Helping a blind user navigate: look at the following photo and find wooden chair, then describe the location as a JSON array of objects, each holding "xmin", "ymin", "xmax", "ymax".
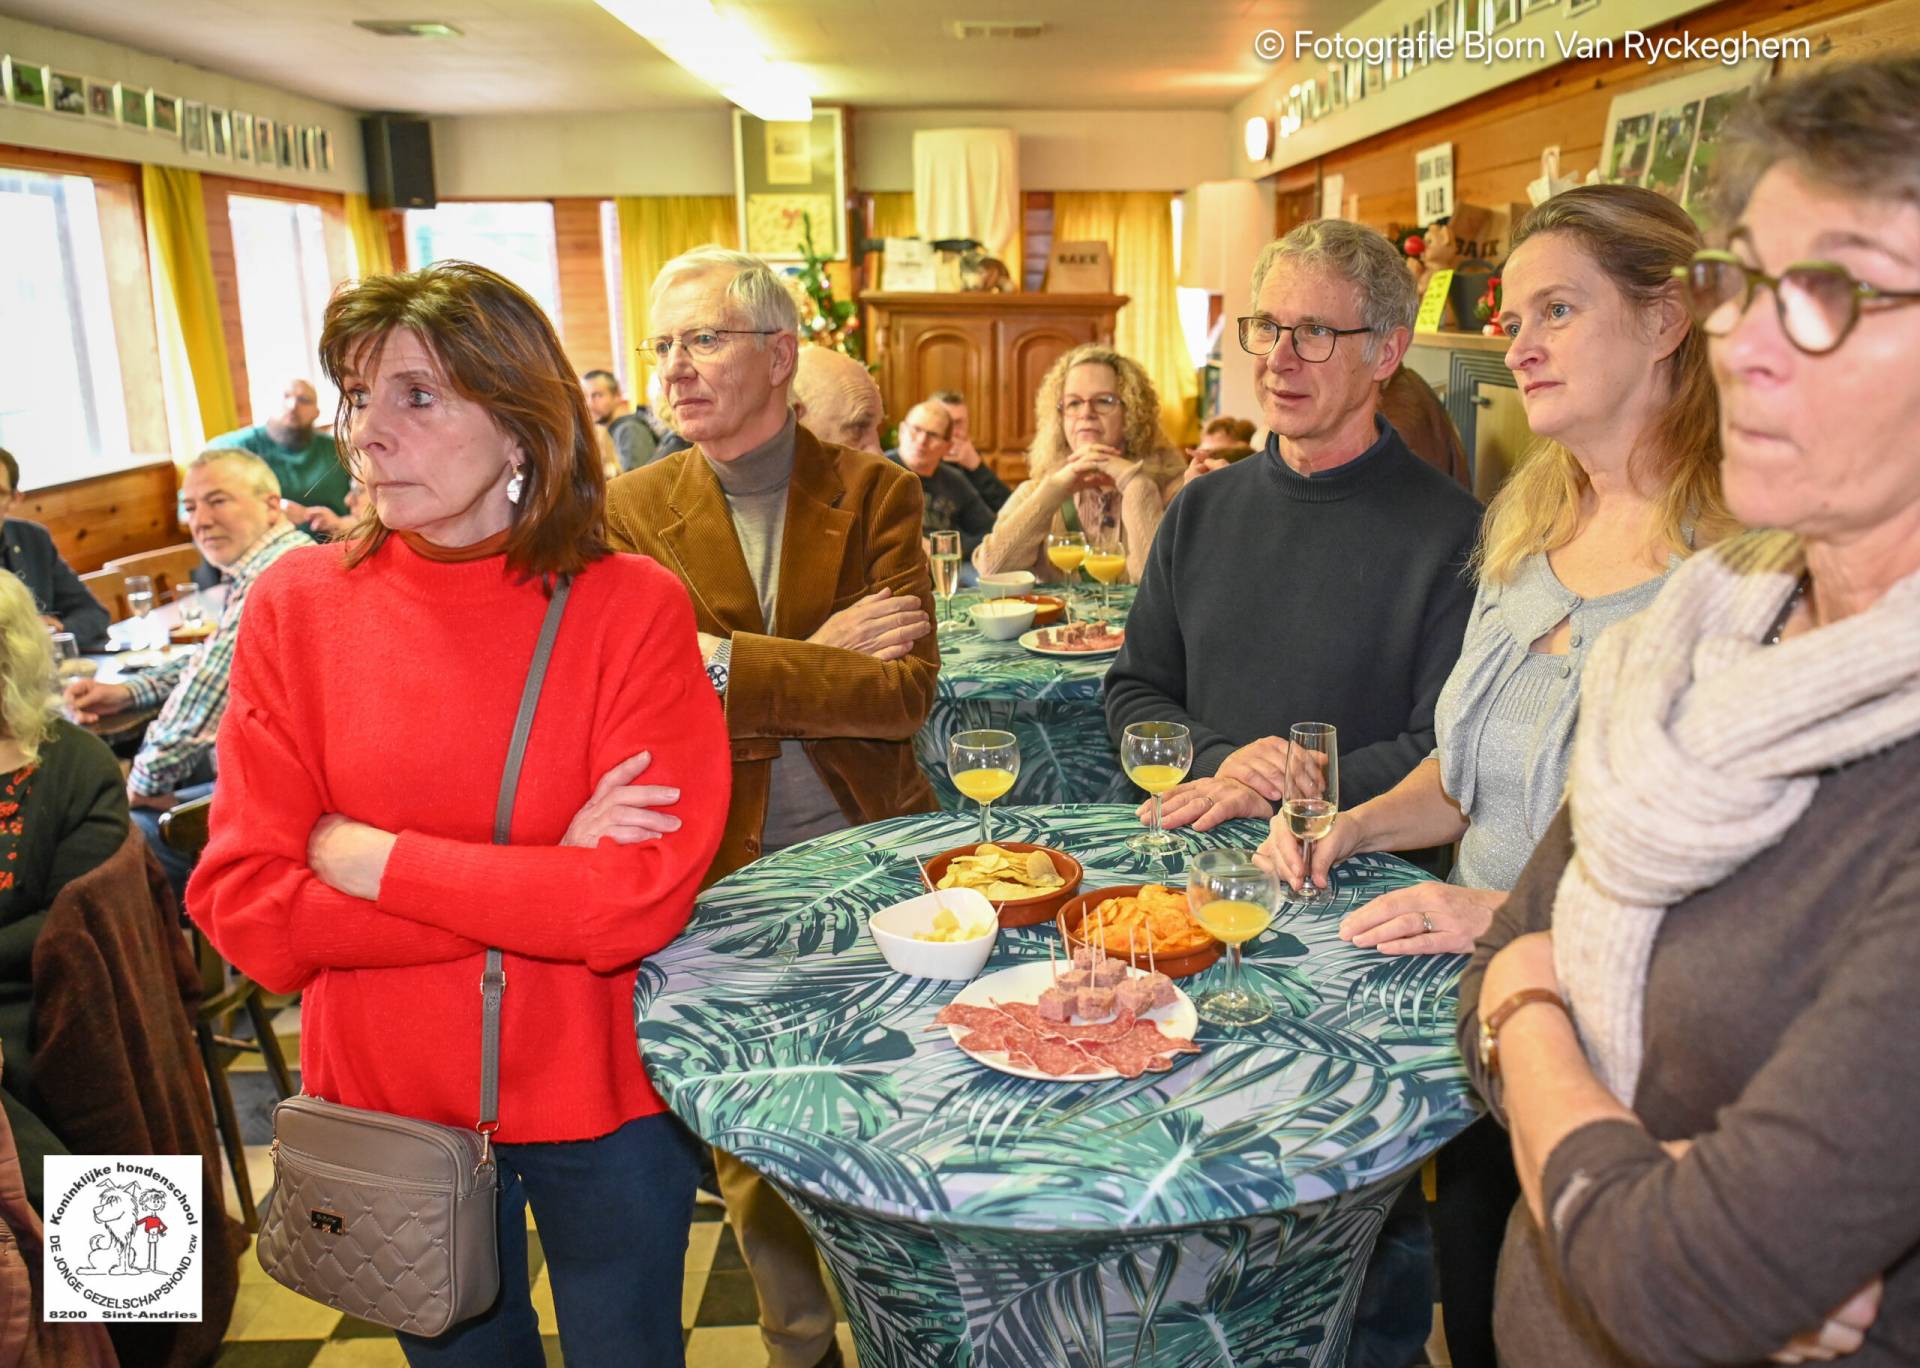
[
  {"xmin": 105, "ymin": 542, "xmax": 205, "ymax": 600},
  {"xmin": 159, "ymin": 795, "xmax": 296, "ymax": 1232},
  {"xmin": 78, "ymin": 567, "xmax": 130, "ymax": 622}
]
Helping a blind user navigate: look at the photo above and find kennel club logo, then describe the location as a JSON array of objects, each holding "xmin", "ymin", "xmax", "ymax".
[{"xmin": 44, "ymin": 1156, "xmax": 203, "ymax": 1322}]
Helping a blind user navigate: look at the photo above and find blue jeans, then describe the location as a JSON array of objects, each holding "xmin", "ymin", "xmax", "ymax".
[
  {"xmin": 1346, "ymin": 1177, "xmax": 1436, "ymax": 1368},
  {"xmin": 132, "ymin": 774, "xmax": 216, "ymax": 908},
  {"xmin": 396, "ymin": 1112, "xmax": 702, "ymax": 1368}
]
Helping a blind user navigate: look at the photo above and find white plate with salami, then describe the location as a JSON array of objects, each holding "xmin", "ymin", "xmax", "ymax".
[
  {"xmin": 1017, "ymin": 622, "xmax": 1126, "ymax": 657},
  {"xmin": 935, "ymin": 962, "xmax": 1199, "ymax": 1081}
]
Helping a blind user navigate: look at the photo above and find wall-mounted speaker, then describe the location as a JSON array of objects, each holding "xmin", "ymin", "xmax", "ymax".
[{"xmin": 361, "ymin": 114, "xmax": 436, "ymax": 209}]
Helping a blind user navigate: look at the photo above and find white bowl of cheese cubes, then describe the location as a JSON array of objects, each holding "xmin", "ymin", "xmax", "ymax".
[{"xmin": 868, "ymin": 887, "xmax": 998, "ymax": 980}]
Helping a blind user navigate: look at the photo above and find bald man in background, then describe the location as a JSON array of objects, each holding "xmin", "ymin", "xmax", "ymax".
[
  {"xmin": 791, "ymin": 345, "xmax": 885, "ymax": 454},
  {"xmin": 209, "ymin": 377, "xmax": 354, "ymax": 537}
]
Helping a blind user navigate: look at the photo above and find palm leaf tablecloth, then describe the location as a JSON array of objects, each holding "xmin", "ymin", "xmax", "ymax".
[
  {"xmin": 921, "ymin": 584, "xmax": 1136, "ymax": 810},
  {"xmin": 636, "ymin": 806, "xmax": 1480, "ymax": 1367}
]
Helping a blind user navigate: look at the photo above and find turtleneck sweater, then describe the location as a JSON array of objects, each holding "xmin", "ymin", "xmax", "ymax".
[
  {"xmin": 1105, "ymin": 415, "xmax": 1482, "ymax": 820},
  {"xmin": 705, "ymin": 412, "xmax": 845, "ymax": 850},
  {"xmin": 186, "ymin": 534, "xmax": 731, "ymax": 1141}
]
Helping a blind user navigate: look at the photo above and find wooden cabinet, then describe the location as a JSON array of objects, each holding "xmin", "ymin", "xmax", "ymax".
[{"xmin": 862, "ymin": 292, "xmax": 1128, "ymax": 481}]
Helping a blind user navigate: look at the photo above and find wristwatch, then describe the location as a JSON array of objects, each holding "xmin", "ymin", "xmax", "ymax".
[
  {"xmin": 704, "ymin": 638, "xmax": 732, "ymax": 696},
  {"xmin": 1477, "ymin": 988, "xmax": 1568, "ymax": 1078}
]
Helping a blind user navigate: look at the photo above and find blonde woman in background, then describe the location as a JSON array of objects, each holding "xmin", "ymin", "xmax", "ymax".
[
  {"xmin": 971, "ymin": 344, "xmax": 1184, "ymax": 584},
  {"xmin": 0, "ymin": 573, "xmax": 130, "ymax": 1191},
  {"xmin": 1257, "ymin": 183, "xmax": 1731, "ymax": 1368}
]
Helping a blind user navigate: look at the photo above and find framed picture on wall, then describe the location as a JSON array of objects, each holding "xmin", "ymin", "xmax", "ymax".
[
  {"xmin": 297, "ymin": 127, "xmax": 315, "ymax": 171},
  {"xmin": 182, "ymin": 100, "xmax": 208, "ymax": 153},
  {"xmin": 254, "ymin": 114, "xmax": 275, "ymax": 164},
  {"xmin": 316, "ymin": 128, "xmax": 334, "ymax": 172},
  {"xmin": 115, "ymin": 82, "xmax": 148, "ymax": 129},
  {"xmin": 732, "ymin": 106, "xmax": 846, "ymax": 261},
  {"xmin": 86, "ymin": 79, "xmax": 114, "ymax": 118},
  {"xmin": 4, "ymin": 58, "xmax": 50, "ymax": 109},
  {"xmin": 275, "ymin": 121, "xmax": 295, "ymax": 167},
  {"xmin": 149, "ymin": 91, "xmax": 181, "ymax": 138},
  {"xmin": 1602, "ymin": 61, "xmax": 1767, "ymax": 221},
  {"xmin": 233, "ymin": 111, "xmax": 254, "ymax": 161},
  {"xmin": 48, "ymin": 70, "xmax": 85, "ymax": 115},
  {"xmin": 209, "ymin": 107, "xmax": 231, "ymax": 158}
]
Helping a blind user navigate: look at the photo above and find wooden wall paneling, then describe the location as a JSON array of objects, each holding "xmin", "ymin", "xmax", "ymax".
[
  {"xmin": 199, "ymin": 178, "xmax": 252, "ymax": 426},
  {"xmin": 1023, "ymin": 192, "xmax": 1054, "ymax": 292},
  {"xmin": 20, "ymin": 461, "xmax": 180, "ymax": 573},
  {"xmin": 1314, "ymin": 0, "xmax": 1886, "ymax": 230},
  {"xmin": 998, "ymin": 318, "xmax": 1095, "ymax": 468},
  {"xmin": 552, "ymin": 197, "xmax": 613, "ymax": 374},
  {"xmin": 1781, "ymin": 0, "xmax": 1920, "ymax": 68},
  {"xmin": 890, "ymin": 318, "xmax": 994, "ymax": 444}
]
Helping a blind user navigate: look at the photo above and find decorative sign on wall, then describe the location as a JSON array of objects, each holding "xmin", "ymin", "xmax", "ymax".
[
  {"xmin": 1416, "ymin": 141, "xmax": 1455, "ymax": 221},
  {"xmin": 734, "ymin": 106, "xmax": 846, "ymax": 261}
]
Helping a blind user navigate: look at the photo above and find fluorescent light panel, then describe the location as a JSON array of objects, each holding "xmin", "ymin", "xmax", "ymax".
[{"xmin": 593, "ymin": 0, "xmax": 812, "ymax": 122}]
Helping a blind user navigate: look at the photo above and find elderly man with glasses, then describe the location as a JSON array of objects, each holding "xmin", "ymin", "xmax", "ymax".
[
  {"xmin": 887, "ymin": 398, "xmax": 997, "ymax": 564},
  {"xmin": 605, "ymin": 246, "xmax": 937, "ymax": 1368}
]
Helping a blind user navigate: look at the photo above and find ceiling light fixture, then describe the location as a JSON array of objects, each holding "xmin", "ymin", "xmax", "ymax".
[
  {"xmin": 592, "ymin": 0, "xmax": 812, "ymax": 122},
  {"xmin": 1243, "ymin": 115, "xmax": 1272, "ymax": 162},
  {"xmin": 352, "ymin": 20, "xmax": 464, "ymax": 38}
]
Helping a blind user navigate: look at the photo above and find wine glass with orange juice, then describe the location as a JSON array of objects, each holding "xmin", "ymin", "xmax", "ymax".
[
  {"xmin": 1122, "ymin": 721, "xmax": 1191, "ymax": 855},
  {"xmin": 949, "ymin": 729, "xmax": 1020, "ymax": 843},
  {"xmin": 1188, "ymin": 849, "xmax": 1278, "ymax": 1027},
  {"xmin": 1082, "ymin": 535, "xmax": 1127, "ymax": 615}
]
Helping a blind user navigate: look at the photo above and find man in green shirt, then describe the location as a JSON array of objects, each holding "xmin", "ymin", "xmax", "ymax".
[{"xmin": 209, "ymin": 377, "xmax": 353, "ymax": 537}]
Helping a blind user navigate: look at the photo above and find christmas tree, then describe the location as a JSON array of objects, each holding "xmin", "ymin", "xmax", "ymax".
[{"xmin": 793, "ymin": 212, "xmax": 864, "ymax": 361}]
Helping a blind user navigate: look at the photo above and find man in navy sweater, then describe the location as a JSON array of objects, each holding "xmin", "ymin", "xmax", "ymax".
[{"xmin": 1106, "ymin": 219, "xmax": 1480, "ymax": 845}]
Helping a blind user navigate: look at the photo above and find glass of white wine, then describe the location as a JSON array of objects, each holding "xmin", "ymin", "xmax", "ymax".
[
  {"xmin": 1283, "ymin": 721, "xmax": 1339, "ymax": 904},
  {"xmin": 929, "ymin": 530, "xmax": 962, "ymax": 632},
  {"xmin": 1122, "ymin": 721, "xmax": 1191, "ymax": 855},
  {"xmin": 1188, "ymin": 849, "xmax": 1278, "ymax": 1027},
  {"xmin": 949, "ymin": 728, "xmax": 1020, "ymax": 844},
  {"xmin": 1082, "ymin": 534, "xmax": 1127, "ymax": 616},
  {"xmin": 124, "ymin": 574, "xmax": 156, "ymax": 648}
]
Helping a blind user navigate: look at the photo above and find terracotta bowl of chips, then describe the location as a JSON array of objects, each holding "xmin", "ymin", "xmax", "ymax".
[
  {"xmin": 1015, "ymin": 593, "xmax": 1067, "ymax": 627},
  {"xmin": 169, "ymin": 621, "xmax": 214, "ymax": 645},
  {"xmin": 922, "ymin": 841, "xmax": 1083, "ymax": 928},
  {"xmin": 1059, "ymin": 884, "xmax": 1223, "ymax": 979}
]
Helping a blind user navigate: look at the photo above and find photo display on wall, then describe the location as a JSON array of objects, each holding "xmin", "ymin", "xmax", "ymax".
[{"xmin": 1602, "ymin": 63, "xmax": 1766, "ymax": 224}]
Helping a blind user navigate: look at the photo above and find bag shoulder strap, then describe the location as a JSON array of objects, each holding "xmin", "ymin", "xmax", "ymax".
[{"xmin": 479, "ymin": 577, "xmax": 572, "ymax": 1133}]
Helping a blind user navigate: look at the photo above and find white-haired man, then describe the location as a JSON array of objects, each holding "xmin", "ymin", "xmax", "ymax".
[
  {"xmin": 606, "ymin": 246, "xmax": 938, "ymax": 1368},
  {"xmin": 66, "ymin": 449, "xmax": 306, "ymax": 896},
  {"xmin": 791, "ymin": 344, "xmax": 884, "ymax": 454}
]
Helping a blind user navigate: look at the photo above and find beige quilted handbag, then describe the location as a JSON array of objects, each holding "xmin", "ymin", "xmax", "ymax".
[{"xmin": 254, "ymin": 581, "xmax": 569, "ymax": 1336}]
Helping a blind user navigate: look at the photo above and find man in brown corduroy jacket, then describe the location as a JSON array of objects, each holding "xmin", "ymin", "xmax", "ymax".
[{"xmin": 606, "ymin": 246, "xmax": 937, "ymax": 1368}]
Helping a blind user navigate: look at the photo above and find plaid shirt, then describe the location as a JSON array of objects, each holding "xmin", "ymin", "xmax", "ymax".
[{"xmin": 126, "ymin": 521, "xmax": 309, "ymax": 797}]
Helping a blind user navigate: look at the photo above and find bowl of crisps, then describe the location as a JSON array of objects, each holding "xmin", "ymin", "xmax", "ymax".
[
  {"xmin": 1060, "ymin": 884, "xmax": 1223, "ymax": 979},
  {"xmin": 1015, "ymin": 593, "xmax": 1067, "ymax": 627},
  {"xmin": 869, "ymin": 887, "xmax": 998, "ymax": 980},
  {"xmin": 923, "ymin": 840, "xmax": 1082, "ymax": 928}
]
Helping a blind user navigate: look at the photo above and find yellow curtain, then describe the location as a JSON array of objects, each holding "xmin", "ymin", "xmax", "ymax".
[
  {"xmin": 1052, "ymin": 191, "xmax": 1197, "ymax": 445},
  {"xmin": 615, "ymin": 195, "xmax": 739, "ymax": 386},
  {"xmin": 345, "ymin": 192, "xmax": 395, "ymax": 277},
  {"xmin": 869, "ymin": 192, "xmax": 917, "ymax": 240},
  {"xmin": 141, "ymin": 164, "xmax": 238, "ymax": 453}
]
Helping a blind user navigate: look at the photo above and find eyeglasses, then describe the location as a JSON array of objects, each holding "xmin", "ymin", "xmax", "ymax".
[
  {"xmin": 1057, "ymin": 393, "xmax": 1122, "ymax": 416},
  {"xmin": 1237, "ymin": 316, "xmax": 1373, "ymax": 363},
  {"xmin": 1676, "ymin": 250, "xmax": 1920, "ymax": 356},
  {"xmin": 640, "ymin": 328, "xmax": 779, "ymax": 364}
]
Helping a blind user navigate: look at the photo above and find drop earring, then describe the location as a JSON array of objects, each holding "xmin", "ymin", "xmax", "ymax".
[{"xmin": 505, "ymin": 466, "xmax": 525, "ymax": 504}]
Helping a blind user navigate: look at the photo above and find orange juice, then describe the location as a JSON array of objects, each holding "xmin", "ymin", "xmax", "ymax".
[
  {"xmin": 1127, "ymin": 763, "xmax": 1186, "ymax": 794},
  {"xmin": 1047, "ymin": 545, "xmax": 1088, "ymax": 574},
  {"xmin": 1084, "ymin": 552, "xmax": 1127, "ymax": 584},
  {"xmin": 1193, "ymin": 899, "xmax": 1272, "ymax": 945},
  {"xmin": 952, "ymin": 767, "xmax": 1016, "ymax": 803}
]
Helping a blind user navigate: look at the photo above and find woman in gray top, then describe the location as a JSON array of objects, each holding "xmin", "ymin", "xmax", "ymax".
[
  {"xmin": 1462, "ymin": 56, "xmax": 1920, "ymax": 1365},
  {"xmin": 1258, "ymin": 185, "xmax": 1731, "ymax": 1366}
]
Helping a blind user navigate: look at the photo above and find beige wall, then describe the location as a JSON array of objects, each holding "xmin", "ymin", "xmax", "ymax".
[
  {"xmin": 1228, "ymin": 0, "xmax": 1722, "ymax": 176},
  {"xmin": 429, "ymin": 111, "xmax": 737, "ymax": 198},
  {"xmin": 855, "ymin": 108, "xmax": 1231, "ymax": 192},
  {"xmin": 0, "ymin": 13, "xmax": 363, "ymax": 192}
]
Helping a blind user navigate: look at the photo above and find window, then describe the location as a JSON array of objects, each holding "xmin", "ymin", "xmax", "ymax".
[
  {"xmin": 1169, "ymin": 196, "xmax": 1215, "ymax": 371},
  {"xmin": 404, "ymin": 201, "xmax": 563, "ymax": 326},
  {"xmin": 227, "ymin": 194, "xmax": 337, "ymax": 422},
  {"xmin": 0, "ymin": 169, "xmax": 133, "ymax": 477},
  {"xmin": 600, "ymin": 199, "xmax": 629, "ymax": 393}
]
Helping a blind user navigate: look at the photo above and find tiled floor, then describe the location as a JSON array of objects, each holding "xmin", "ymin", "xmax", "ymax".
[{"xmin": 212, "ymin": 1009, "xmax": 1447, "ymax": 1367}]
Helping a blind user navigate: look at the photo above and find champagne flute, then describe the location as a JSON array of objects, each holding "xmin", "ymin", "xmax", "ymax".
[
  {"xmin": 125, "ymin": 574, "xmax": 155, "ymax": 647},
  {"xmin": 1282, "ymin": 722, "xmax": 1340, "ymax": 904},
  {"xmin": 948, "ymin": 729, "xmax": 1019, "ymax": 844},
  {"xmin": 929, "ymin": 530, "xmax": 962, "ymax": 632},
  {"xmin": 1188, "ymin": 849, "xmax": 1278, "ymax": 1027},
  {"xmin": 1082, "ymin": 534, "xmax": 1127, "ymax": 616},
  {"xmin": 1122, "ymin": 721, "xmax": 1192, "ymax": 855}
]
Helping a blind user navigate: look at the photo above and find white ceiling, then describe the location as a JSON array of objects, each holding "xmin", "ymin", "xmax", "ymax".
[{"xmin": 13, "ymin": 0, "xmax": 1376, "ymax": 116}]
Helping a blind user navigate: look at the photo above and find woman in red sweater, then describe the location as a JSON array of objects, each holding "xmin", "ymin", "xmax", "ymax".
[{"xmin": 188, "ymin": 262, "xmax": 730, "ymax": 1368}]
